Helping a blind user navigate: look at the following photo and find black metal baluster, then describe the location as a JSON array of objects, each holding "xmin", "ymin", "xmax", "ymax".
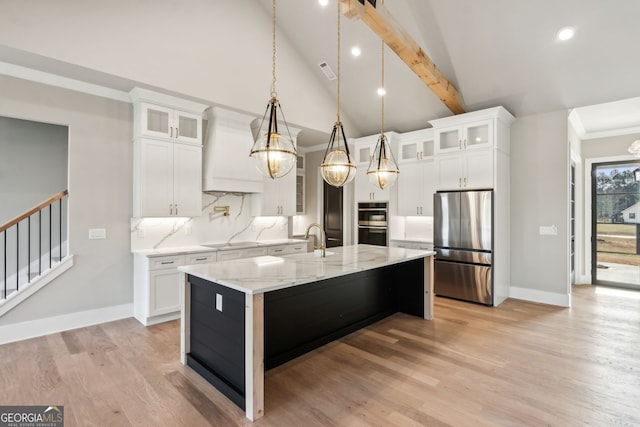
[
  {"xmin": 49, "ymin": 205, "xmax": 52, "ymax": 269},
  {"xmin": 16, "ymin": 222, "xmax": 20, "ymax": 292},
  {"xmin": 28, "ymin": 216, "xmax": 31, "ymax": 283},
  {"xmin": 3, "ymin": 231, "xmax": 6, "ymax": 299},
  {"xmin": 59, "ymin": 198, "xmax": 62, "ymax": 261},
  {"xmin": 39, "ymin": 211, "xmax": 42, "ymax": 275}
]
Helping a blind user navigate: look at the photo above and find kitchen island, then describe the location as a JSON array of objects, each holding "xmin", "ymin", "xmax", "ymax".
[{"xmin": 178, "ymin": 244, "xmax": 434, "ymax": 421}]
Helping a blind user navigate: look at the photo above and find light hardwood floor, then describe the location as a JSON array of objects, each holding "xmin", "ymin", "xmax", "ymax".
[{"xmin": 1, "ymin": 285, "xmax": 639, "ymax": 426}]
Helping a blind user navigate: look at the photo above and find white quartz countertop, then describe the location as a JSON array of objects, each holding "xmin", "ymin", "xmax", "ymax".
[
  {"xmin": 132, "ymin": 239, "xmax": 307, "ymax": 257},
  {"xmin": 178, "ymin": 244, "xmax": 434, "ymax": 295}
]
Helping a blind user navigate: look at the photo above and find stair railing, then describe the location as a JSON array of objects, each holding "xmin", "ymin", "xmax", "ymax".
[{"xmin": 1, "ymin": 189, "xmax": 69, "ymax": 301}]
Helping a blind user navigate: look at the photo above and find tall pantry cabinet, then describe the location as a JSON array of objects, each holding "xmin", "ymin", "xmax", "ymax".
[{"xmin": 429, "ymin": 106, "xmax": 515, "ymax": 305}]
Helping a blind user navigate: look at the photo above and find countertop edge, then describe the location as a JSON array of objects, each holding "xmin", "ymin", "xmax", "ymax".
[{"xmin": 179, "ymin": 246, "xmax": 435, "ymax": 295}]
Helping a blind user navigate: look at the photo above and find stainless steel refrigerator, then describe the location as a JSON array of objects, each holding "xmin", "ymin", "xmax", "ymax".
[{"xmin": 434, "ymin": 190, "xmax": 493, "ymax": 305}]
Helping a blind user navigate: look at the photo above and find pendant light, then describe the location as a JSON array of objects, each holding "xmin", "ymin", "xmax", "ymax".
[
  {"xmin": 250, "ymin": 0, "xmax": 297, "ymax": 179},
  {"xmin": 367, "ymin": 36, "xmax": 399, "ymax": 189},
  {"xmin": 628, "ymin": 138, "xmax": 640, "ymax": 157},
  {"xmin": 320, "ymin": 0, "xmax": 357, "ymax": 187}
]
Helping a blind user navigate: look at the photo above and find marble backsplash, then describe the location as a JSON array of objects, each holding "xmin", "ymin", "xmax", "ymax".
[{"xmin": 131, "ymin": 192, "xmax": 288, "ymax": 251}]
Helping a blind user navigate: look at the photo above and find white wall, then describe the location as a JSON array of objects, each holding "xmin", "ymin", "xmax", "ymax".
[
  {"xmin": 510, "ymin": 110, "xmax": 571, "ymax": 306},
  {"xmin": 0, "ymin": 75, "xmax": 133, "ymax": 326},
  {"xmin": 0, "ymin": 0, "xmax": 357, "ymax": 136},
  {"xmin": 0, "ymin": 117, "xmax": 68, "ymax": 224}
]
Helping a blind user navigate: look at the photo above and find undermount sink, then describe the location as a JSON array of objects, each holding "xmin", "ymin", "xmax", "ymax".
[
  {"xmin": 202, "ymin": 241, "xmax": 257, "ymax": 249},
  {"xmin": 314, "ymin": 249, "xmax": 336, "ymax": 257}
]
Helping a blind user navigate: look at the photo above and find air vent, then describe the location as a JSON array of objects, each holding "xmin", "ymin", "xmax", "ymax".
[{"xmin": 318, "ymin": 62, "xmax": 337, "ymax": 81}]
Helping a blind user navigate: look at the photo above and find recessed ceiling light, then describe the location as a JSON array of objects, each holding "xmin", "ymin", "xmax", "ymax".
[
  {"xmin": 377, "ymin": 87, "xmax": 386, "ymax": 96},
  {"xmin": 557, "ymin": 27, "xmax": 575, "ymax": 41},
  {"xmin": 318, "ymin": 0, "xmax": 329, "ymax": 6},
  {"xmin": 351, "ymin": 46, "xmax": 361, "ymax": 57}
]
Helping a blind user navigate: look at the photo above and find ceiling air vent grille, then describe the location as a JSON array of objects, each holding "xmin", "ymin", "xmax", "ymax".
[{"xmin": 318, "ymin": 62, "xmax": 337, "ymax": 81}]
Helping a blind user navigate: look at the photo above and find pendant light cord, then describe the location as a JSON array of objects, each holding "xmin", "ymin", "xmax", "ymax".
[
  {"xmin": 271, "ymin": 0, "xmax": 277, "ymax": 98},
  {"xmin": 336, "ymin": 0, "xmax": 341, "ymax": 123},
  {"xmin": 381, "ymin": 38, "xmax": 385, "ymax": 136}
]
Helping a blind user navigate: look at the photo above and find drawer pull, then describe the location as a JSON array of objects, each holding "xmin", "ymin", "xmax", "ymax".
[
  {"xmin": 194, "ymin": 257, "xmax": 207, "ymax": 261},
  {"xmin": 161, "ymin": 261, "xmax": 174, "ymax": 265}
]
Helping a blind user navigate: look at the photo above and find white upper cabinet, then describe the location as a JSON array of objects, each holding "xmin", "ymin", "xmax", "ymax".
[
  {"xmin": 130, "ymin": 88, "xmax": 208, "ymax": 218},
  {"xmin": 139, "ymin": 103, "xmax": 202, "ymax": 144},
  {"xmin": 353, "ymin": 132, "xmax": 398, "ymax": 203},
  {"xmin": 435, "ymin": 120, "xmax": 493, "ymax": 154},
  {"xmin": 397, "ymin": 129, "xmax": 435, "ymax": 215},
  {"xmin": 130, "ymin": 87, "xmax": 208, "ymax": 145},
  {"xmin": 398, "ymin": 129, "xmax": 434, "ymax": 163},
  {"xmin": 252, "ymin": 127, "xmax": 300, "ymax": 217},
  {"xmin": 430, "ymin": 106, "xmax": 515, "ymax": 191},
  {"xmin": 134, "ymin": 138, "xmax": 202, "ymax": 217}
]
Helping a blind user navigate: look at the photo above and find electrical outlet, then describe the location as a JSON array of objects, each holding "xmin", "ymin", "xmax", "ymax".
[
  {"xmin": 137, "ymin": 228, "xmax": 145, "ymax": 238},
  {"xmin": 539, "ymin": 225, "xmax": 558, "ymax": 236},
  {"xmin": 185, "ymin": 222, "xmax": 192, "ymax": 235},
  {"xmin": 216, "ymin": 293, "xmax": 223, "ymax": 312},
  {"xmin": 89, "ymin": 228, "xmax": 106, "ymax": 239}
]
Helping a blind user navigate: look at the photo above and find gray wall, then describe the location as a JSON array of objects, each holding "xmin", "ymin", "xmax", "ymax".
[
  {"xmin": 582, "ymin": 133, "xmax": 640, "ymax": 158},
  {"xmin": 510, "ymin": 110, "xmax": 570, "ymax": 301},
  {"xmin": 0, "ymin": 75, "xmax": 133, "ymax": 325},
  {"xmin": 0, "ymin": 117, "xmax": 68, "ymax": 224}
]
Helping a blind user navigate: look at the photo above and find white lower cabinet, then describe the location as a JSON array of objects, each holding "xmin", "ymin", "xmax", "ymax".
[
  {"xmin": 268, "ymin": 242, "xmax": 306, "ymax": 256},
  {"xmin": 134, "ymin": 252, "xmax": 216, "ymax": 325}
]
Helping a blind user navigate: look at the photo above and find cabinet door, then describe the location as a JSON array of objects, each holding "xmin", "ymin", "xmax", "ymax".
[
  {"xmin": 355, "ymin": 168, "xmax": 391, "ymax": 202},
  {"xmin": 422, "ymin": 160, "xmax": 436, "ymax": 215},
  {"xmin": 464, "ymin": 149, "xmax": 494, "ymax": 189},
  {"xmin": 463, "ymin": 120, "xmax": 493, "ymax": 151},
  {"xmin": 397, "ymin": 162, "xmax": 423, "ymax": 215},
  {"xmin": 296, "ymin": 173, "xmax": 305, "ymax": 214},
  {"xmin": 436, "ymin": 153, "xmax": 464, "ymax": 190},
  {"xmin": 149, "ymin": 269, "xmax": 182, "ymax": 316},
  {"xmin": 436, "ymin": 126, "xmax": 462, "ymax": 154},
  {"xmin": 172, "ymin": 143, "xmax": 202, "ymax": 217},
  {"xmin": 141, "ymin": 103, "xmax": 173, "ymax": 139},
  {"xmin": 139, "ymin": 139, "xmax": 173, "ymax": 216},
  {"xmin": 399, "ymin": 137, "xmax": 434, "ymax": 163},
  {"xmin": 174, "ymin": 110, "xmax": 202, "ymax": 144}
]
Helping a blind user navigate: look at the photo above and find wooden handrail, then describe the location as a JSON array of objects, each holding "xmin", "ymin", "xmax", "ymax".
[{"xmin": 0, "ymin": 189, "xmax": 69, "ymax": 233}]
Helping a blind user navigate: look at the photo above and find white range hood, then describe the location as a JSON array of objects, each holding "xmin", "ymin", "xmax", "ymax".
[{"xmin": 202, "ymin": 107, "xmax": 264, "ymax": 193}]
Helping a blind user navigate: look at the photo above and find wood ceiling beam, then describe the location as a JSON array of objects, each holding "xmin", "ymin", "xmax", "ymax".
[{"xmin": 340, "ymin": 0, "xmax": 465, "ymax": 115}]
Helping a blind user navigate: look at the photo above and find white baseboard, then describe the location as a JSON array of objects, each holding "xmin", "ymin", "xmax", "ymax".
[
  {"xmin": 0, "ymin": 303, "xmax": 133, "ymax": 345},
  {"xmin": 509, "ymin": 286, "xmax": 571, "ymax": 307}
]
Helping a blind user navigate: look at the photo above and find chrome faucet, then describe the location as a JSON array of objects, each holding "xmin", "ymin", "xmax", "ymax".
[{"xmin": 305, "ymin": 223, "xmax": 326, "ymax": 257}]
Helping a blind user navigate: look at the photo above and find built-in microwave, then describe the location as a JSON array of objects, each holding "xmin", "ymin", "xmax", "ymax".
[{"xmin": 357, "ymin": 202, "xmax": 388, "ymax": 246}]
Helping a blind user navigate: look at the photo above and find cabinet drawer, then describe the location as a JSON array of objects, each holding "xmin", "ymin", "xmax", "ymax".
[
  {"xmin": 217, "ymin": 250, "xmax": 243, "ymax": 261},
  {"xmin": 288, "ymin": 244, "xmax": 307, "ymax": 253},
  {"xmin": 186, "ymin": 252, "xmax": 217, "ymax": 264},
  {"xmin": 242, "ymin": 247, "xmax": 268, "ymax": 257},
  {"xmin": 149, "ymin": 255, "xmax": 185, "ymax": 270}
]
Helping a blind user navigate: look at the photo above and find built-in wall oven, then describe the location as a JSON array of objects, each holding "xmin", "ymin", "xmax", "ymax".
[{"xmin": 357, "ymin": 202, "xmax": 388, "ymax": 246}]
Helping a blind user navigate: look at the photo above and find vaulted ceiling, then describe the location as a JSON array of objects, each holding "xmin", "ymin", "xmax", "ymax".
[
  {"xmin": 257, "ymin": 0, "xmax": 640, "ymax": 142},
  {"xmin": 1, "ymin": 0, "xmax": 640, "ymax": 146}
]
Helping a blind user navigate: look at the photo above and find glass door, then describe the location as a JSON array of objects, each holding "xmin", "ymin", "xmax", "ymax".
[{"xmin": 592, "ymin": 161, "xmax": 640, "ymax": 288}]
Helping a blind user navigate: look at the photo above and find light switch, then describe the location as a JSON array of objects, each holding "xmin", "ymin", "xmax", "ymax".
[
  {"xmin": 539, "ymin": 225, "xmax": 558, "ymax": 236},
  {"xmin": 216, "ymin": 293, "xmax": 223, "ymax": 312},
  {"xmin": 89, "ymin": 228, "xmax": 106, "ymax": 239}
]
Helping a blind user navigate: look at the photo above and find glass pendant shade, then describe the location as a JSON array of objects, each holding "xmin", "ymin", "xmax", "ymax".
[
  {"xmin": 628, "ymin": 139, "xmax": 640, "ymax": 157},
  {"xmin": 367, "ymin": 133, "xmax": 399, "ymax": 189},
  {"xmin": 321, "ymin": 122, "xmax": 357, "ymax": 187},
  {"xmin": 250, "ymin": 97, "xmax": 297, "ymax": 179}
]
